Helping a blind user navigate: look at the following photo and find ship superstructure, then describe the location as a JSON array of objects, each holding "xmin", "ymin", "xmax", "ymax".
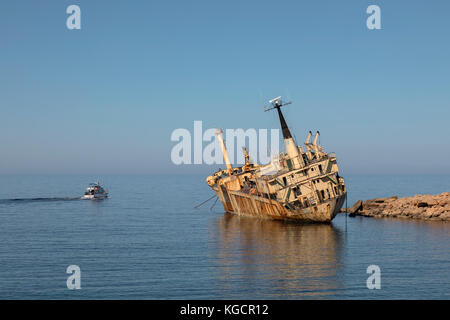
[{"xmin": 206, "ymin": 97, "xmax": 346, "ymax": 223}]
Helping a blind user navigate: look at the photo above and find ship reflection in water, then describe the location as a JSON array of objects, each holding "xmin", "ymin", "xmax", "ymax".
[{"xmin": 214, "ymin": 213, "xmax": 345, "ymax": 298}]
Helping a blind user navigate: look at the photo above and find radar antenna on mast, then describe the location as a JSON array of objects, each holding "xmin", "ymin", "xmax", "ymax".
[
  {"xmin": 264, "ymin": 96, "xmax": 294, "ymax": 140},
  {"xmin": 264, "ymin": 96, "xmax": 292, "ymax": 112}
]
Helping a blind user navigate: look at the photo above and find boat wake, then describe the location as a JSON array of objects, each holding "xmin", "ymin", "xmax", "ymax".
[{"xmin": 0, "ymin": 197, "xmax": 82, "ymax": 204}]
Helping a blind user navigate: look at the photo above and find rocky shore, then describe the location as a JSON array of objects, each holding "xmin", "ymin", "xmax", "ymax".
[{"xmin": 344, "ymin": 192, "xmax": 450, "ymax": 221}]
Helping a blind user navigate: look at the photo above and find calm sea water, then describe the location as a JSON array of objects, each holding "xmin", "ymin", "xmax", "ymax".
[{"xmin": 0, "ymin": 174, "xmax": 448, "ymax": 299}]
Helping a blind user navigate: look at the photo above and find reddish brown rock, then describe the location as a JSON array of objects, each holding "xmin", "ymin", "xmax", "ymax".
[
  {"xmin": 348, "ymin": 200, "xmax": 363, "ymax": 216},
  {"xmin": 349, "ymin": 192, "xmax": 450, "ymax": 221}
]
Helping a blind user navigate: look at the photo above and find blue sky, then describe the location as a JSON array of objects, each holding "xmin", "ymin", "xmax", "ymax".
[{"xmin": 0, "ymin": 0, "xmax": 449, "ymax": 174}]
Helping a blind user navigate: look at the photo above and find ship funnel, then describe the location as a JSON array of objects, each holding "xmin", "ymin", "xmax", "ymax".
[{"xmin": 215, "ymin": 129, "xmax": 233, "ymax": 176}]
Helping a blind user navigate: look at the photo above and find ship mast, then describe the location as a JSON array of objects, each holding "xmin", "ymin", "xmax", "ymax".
[{"xmin": 265, "ymin": 97, "xmax": 301, "ymax": 169}]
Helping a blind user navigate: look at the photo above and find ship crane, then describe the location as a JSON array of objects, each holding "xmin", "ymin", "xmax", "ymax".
[{"xmin": 215, "ymin": 128, "xmax": 233, "ymax": 176}]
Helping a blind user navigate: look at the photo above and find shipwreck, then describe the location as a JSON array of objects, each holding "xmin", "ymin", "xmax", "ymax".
[{"xmin": 206, "ymin": 97, "xmax": 346, "ymax": 223}]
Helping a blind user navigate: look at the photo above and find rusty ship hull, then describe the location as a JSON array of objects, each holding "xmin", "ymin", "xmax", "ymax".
[{"xmin": 214, "ymin": 185, "xmax": 346, "ymax": 222}]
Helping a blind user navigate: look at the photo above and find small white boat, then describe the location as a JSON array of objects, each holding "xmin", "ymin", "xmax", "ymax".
[{"xmin": 82, "ymin": 182, "xmax": 108, "ymax": 200}]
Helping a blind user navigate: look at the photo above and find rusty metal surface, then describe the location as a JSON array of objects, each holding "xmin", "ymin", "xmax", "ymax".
[{"xmin": 218, "ymin": 190, "xmax": 346, "ymax": 223}]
